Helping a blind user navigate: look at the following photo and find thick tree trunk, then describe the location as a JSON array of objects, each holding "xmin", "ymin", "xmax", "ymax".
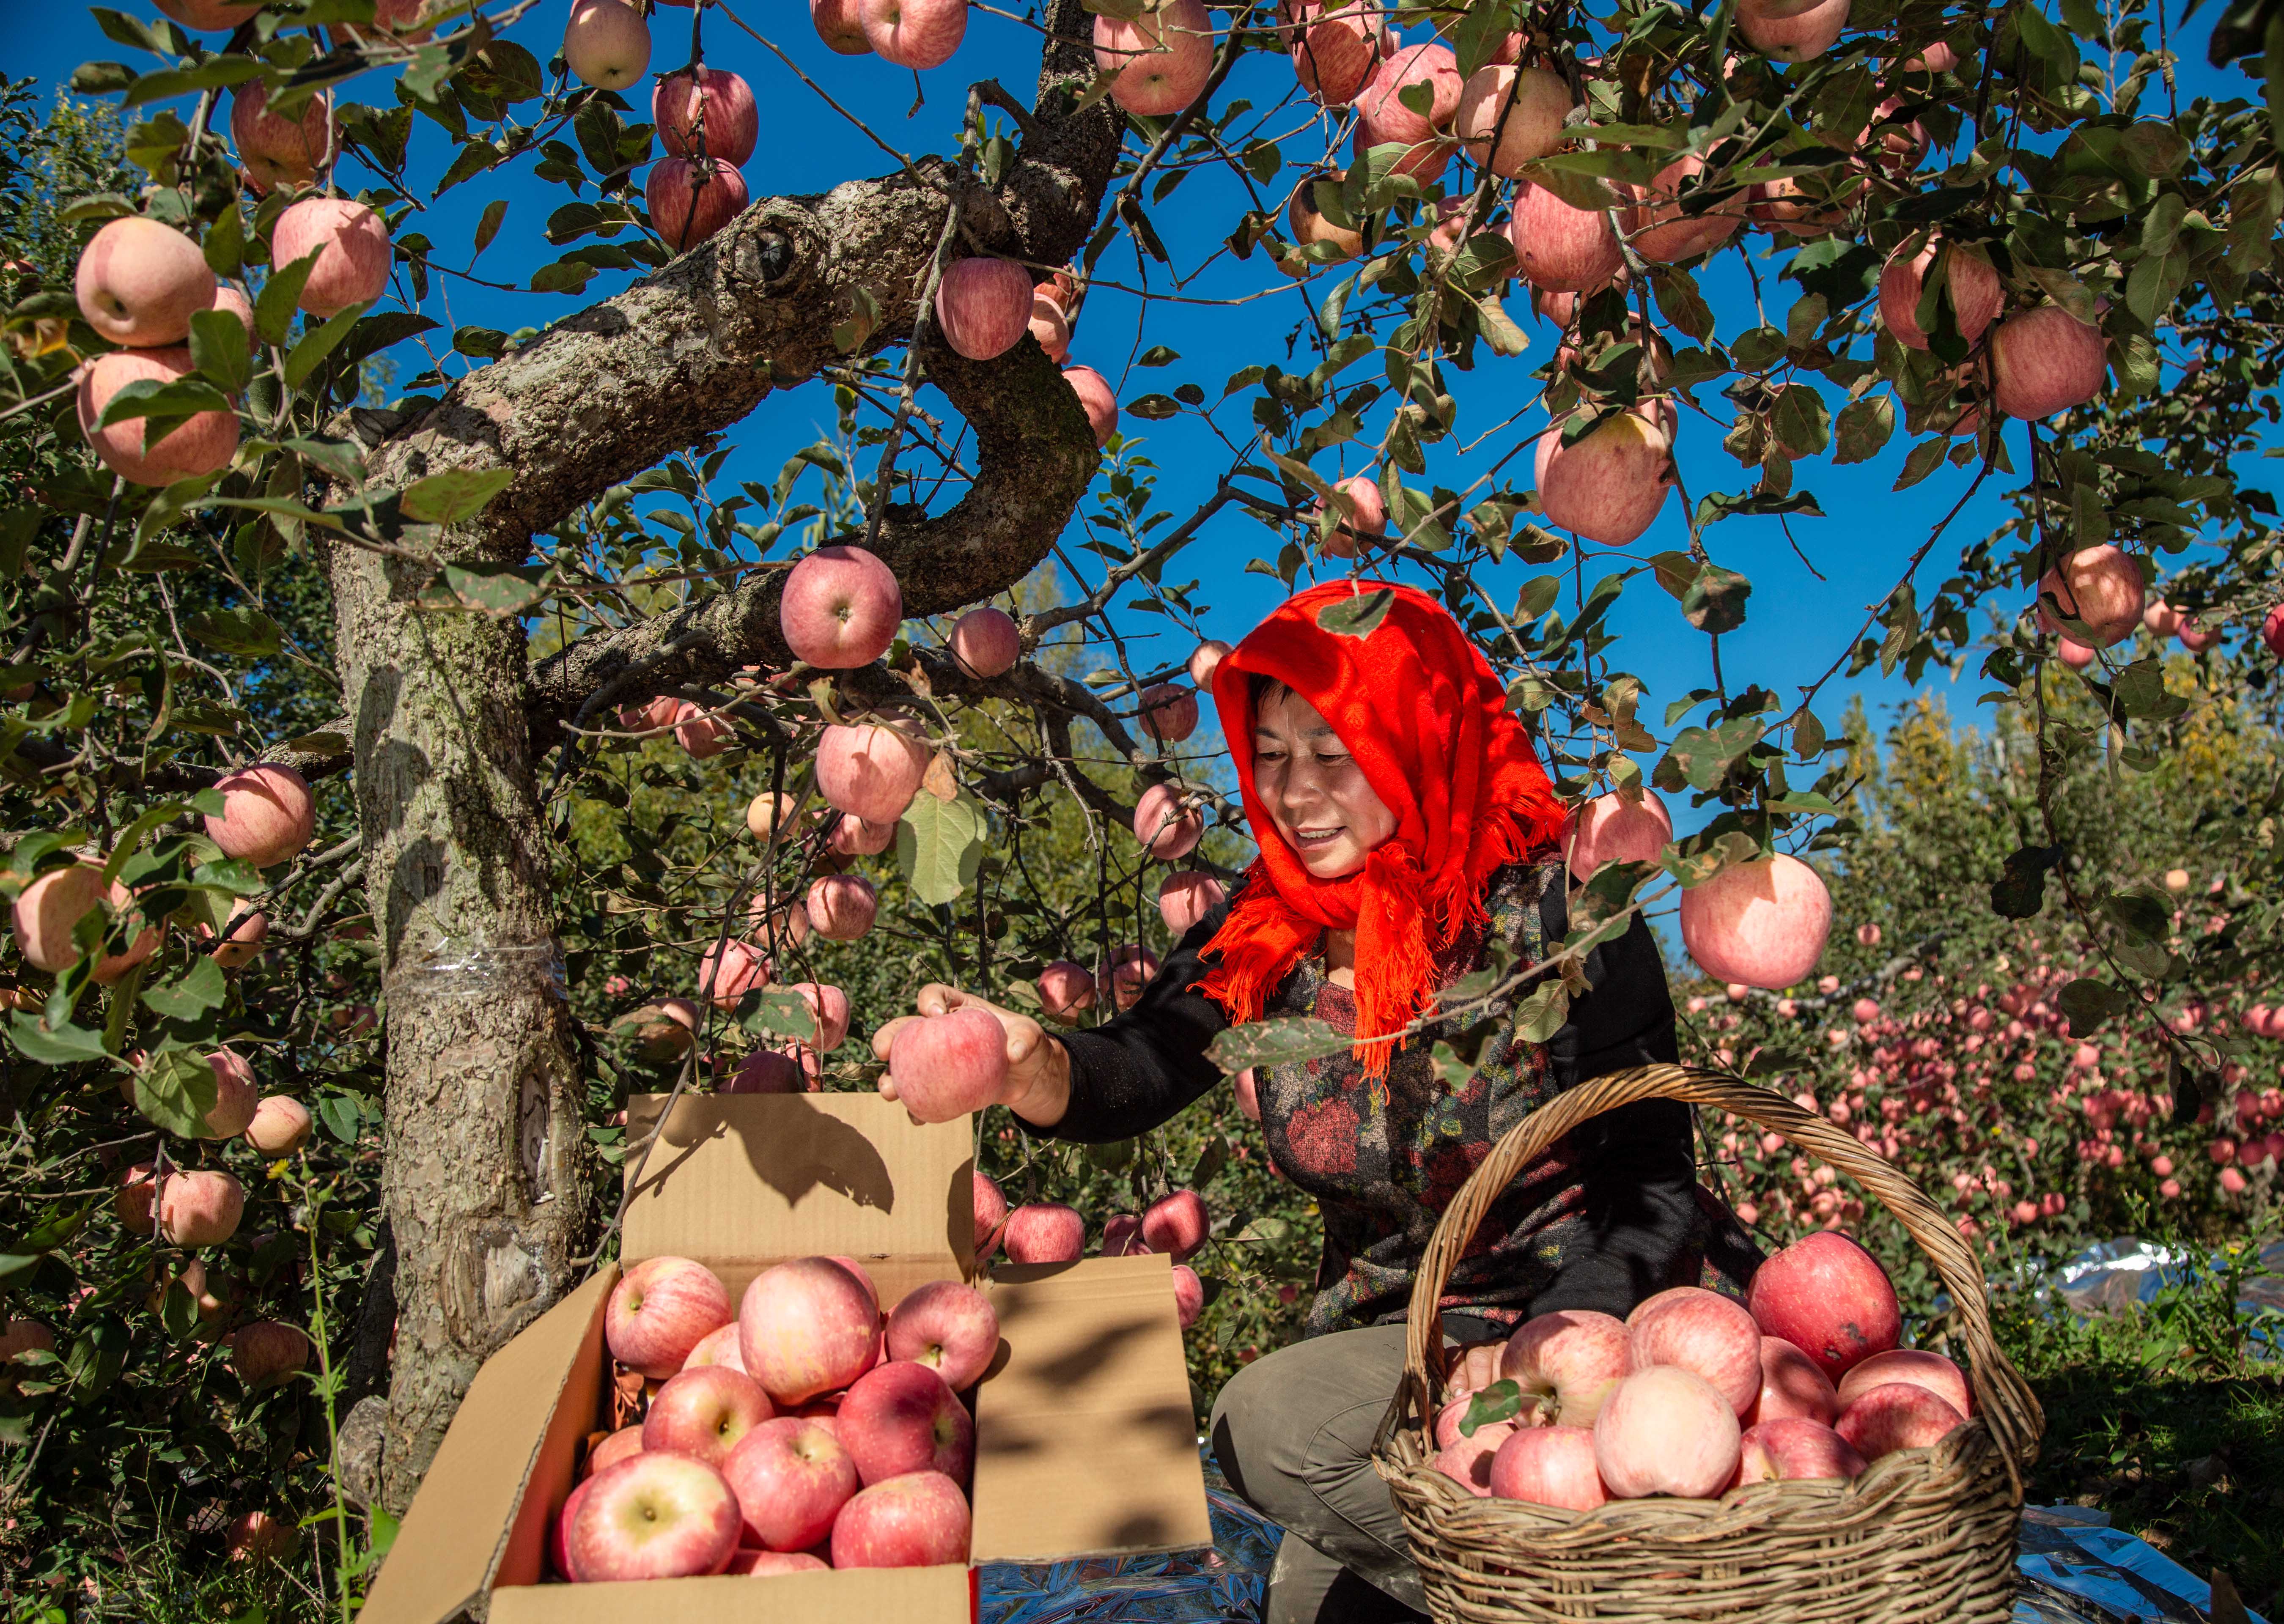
[{"xmin": 325, "ymin": 539, "xmax": 590, "ymax": 1512}]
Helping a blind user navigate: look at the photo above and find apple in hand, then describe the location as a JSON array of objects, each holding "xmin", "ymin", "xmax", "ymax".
[
  {"xmin": 567, "ymin": 1452, "xmax": 742, "ymax": 1581},
  {"xmin": 838, "ymin": 1359, "xmax": 975, "ymax": 1486},
  {"xmin": 888, "ymin": 1005, "xmax": 1010, "ymax": 1119},
  {"xmin": 642, "ymin": 1365, "xmax": 775, "ymax": 1469},
  {"xmin": 722, "ymin": 1417, "xmax": 859, "ymax": 1552},
  {"xmin": 607, "ymin": 1256, "xmax": 733, "ymax": 1380},
  {"xmin": 885, "ymin": 1280, "xmax": 999, "ymax": 1391}
]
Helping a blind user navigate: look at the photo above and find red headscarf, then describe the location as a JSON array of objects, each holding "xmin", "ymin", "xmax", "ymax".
[{"xmin": 1194, "ymin": 581, "xmax": 1565, "ymax": 1074}]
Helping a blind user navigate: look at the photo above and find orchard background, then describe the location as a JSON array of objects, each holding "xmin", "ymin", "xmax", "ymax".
[{"xmin": 1, "ymin": 0, "xmax": 2282, "ymax": 1612}]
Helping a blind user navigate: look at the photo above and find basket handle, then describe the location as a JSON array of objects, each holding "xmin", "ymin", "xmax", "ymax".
[{"xmin": 1394, "ymin": 1063, "xmax": 2043, "ymax": 1476}]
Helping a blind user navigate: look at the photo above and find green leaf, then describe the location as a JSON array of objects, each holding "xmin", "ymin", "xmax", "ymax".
[
  {"xmin": 1205, "ymin": 1015, "xmax": 1350, "ymax": 1074},
  {"xmin": 97, "ymin": 375, "xmax": 233, "ymax": 428},
  {"xmin": 133, "ymin": 1048, "xmax": 218, "ymax": 1137},
  {"xmin": 742, "ymin": 988, "xmax": 818, "ymax": 1043},
  {"xmin": 283, "ymin": 303, "xmax": 370, "ymax": 391},
  {"xmin": 1682, "ymin": 565, "xmax": 1752, "ymax": 633},
  {"xmin": 141, "ymin": 955, "xmax": 227, "ymax": 1021},
  {"xmin": 255, "ymin": 252, "xmax": 320, "ymax": 347},
  {"xmin": 1893, "ymin": 434, "xmax": 1947, "ymax": 491},
  {"xmin": 1471, "ymin": 292, "xmax": 1528, "ymax": 358},
  {"xmin": 8, "ymin": 1012, "xmax": 111, "ymax": 1067},
  {"xmin": 1513, "ymin": 979, "xmax": 1570, "ymax": 1043},
  {"xmin": 316, "ymin": 1093, "xmax": 362, "ymax": 1146},
  {"xmin": 1651, "ymin": 269, "xmax": 1715, "ymax": 343},
  {"xmin": 1188, "ymin": 1133, "xmax": 1229, "ymax": 1188},
  {"xmin": 2101, "ymin": 885, "xmax": 2172, "ymax": 943},
  {"xmin": 402, "ymin": 468, "xmax": 514, "ymax": 524},
  {"xmin": 1833, "ymin": 395, "xmax": 1894, "ymax": 464},
  {"xmin": 442, "ymin": 564, "xmax": 545, "ymax": 616},
  {"xmin": 182, "ymin": 606, "xmax": 281, "ymax": 657},
  {"xmin": 2057, "ymin": 977, "xmax": 2133, "ymax": 1035},
  {"xmin": 1460, "ymin": 1379, "xmax": 1523, "ymax": 1435},
  {"xmin": 188, "ymin": 307, "xmax": 252, "ymax": 398},
  {"xmin": 1316, "ymin": 588, "xmax": 1395, "ymax": 638},
  {"xmin": 473, "ymin": 198, "xmax": 509, "ymax": 257},
  {"xmin": 896, "ymin": 790, "xmax": 986, "ymax": 907},
  {"xmin": 1989, "ymin": 844, "xmax": 2064, "ymax": 919}
]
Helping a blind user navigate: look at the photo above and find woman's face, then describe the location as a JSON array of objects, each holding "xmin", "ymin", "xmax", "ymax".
[{"xmin": 1251, "ymin": 690, "xmax": 1398, "ymax": 879}]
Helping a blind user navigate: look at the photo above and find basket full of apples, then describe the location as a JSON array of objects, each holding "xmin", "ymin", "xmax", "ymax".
[{"xmin": 1372, "ymin": 1064, "xmax": 2044, "ymax": 1624}]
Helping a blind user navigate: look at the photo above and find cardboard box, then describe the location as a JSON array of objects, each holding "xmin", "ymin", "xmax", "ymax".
[{"xmin": 363, "ymin": 1093, "xmax": 1212, "ymax": 1623}]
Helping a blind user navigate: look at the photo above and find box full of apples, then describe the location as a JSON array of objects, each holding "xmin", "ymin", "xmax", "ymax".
[
  {"xmin": 361, "ymin": 1095, "xmax": 1211, "ymax": 1624},
  {"xmin": 1375, "ymin": 1065, "xmax": 2045, "ymax": 1624}
]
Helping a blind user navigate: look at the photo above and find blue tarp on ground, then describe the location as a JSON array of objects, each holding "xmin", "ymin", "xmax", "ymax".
[{"xmin": 977, "ymin": 1447, "xmax": 2266, "ymax": 1624}]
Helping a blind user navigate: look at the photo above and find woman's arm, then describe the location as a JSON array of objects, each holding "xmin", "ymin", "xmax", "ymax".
[{"xmin": 1524, "ymin": 883, "xmax": 1711, "ymax": 1317}]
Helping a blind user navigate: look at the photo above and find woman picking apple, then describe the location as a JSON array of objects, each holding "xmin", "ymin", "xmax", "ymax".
[{"xmin": 874, "ymin": 582, "xmax": 1757, "ymax": 1623}]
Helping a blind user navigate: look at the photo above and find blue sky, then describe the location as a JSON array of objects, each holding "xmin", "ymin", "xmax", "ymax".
[{"xmin": 12, "ymin": 3, "xmax": 2270, "ymax": 820}]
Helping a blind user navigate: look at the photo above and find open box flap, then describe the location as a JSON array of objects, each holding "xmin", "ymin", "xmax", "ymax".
[
  {"xmin": 623, "ymin": 1093, "xmax": 975, "ymax": 1293},
  {"xmin": 972, "ymin": 1254, "xmax": 1213, "ymax": 1563},
  {"xmin": 360, "ymin": 1270, "xmax": 614, "ymax": 1624}
]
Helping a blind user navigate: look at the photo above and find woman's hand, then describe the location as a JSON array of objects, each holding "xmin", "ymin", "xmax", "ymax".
[{"xmin": 873, "ymin": 983, "xmax": 1071, "ymax": 1127}]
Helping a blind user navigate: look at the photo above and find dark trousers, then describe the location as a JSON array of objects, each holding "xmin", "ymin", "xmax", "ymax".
[{"xmin": 1211, "ymin": 1320, "xmax": 1486, "ymax": 1624}]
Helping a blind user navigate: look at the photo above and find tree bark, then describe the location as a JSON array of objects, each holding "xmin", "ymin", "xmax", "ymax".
[{"xmin": 323, "ymin": 0, "xmax": 1121, "ymax": 1511}]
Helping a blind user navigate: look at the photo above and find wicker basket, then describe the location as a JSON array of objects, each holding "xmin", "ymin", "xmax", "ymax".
[{"xmin": 1370, "ymin": 1063, "xmax": 2044, "ymax": 1623}]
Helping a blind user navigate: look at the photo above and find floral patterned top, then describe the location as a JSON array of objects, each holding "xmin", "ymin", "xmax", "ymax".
[{"xmin": 1045, "ymin": 852, "xmax": 1760, "ymax": 1337}]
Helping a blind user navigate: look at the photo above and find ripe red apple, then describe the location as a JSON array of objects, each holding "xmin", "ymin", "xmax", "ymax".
[
  {"xmin": 226, "ymin": 1320, "xmax": 309, "ymax": 1388},
  {"xmin": 672, "ymin": 700, "xmax": 734, "ymax": 759},
  {"xmin": 1679, "ymin": 853, "xmax": 1833, "ymax": 989},
  {"xmin": 1593, "ymin": 1366, "xmax": 1741, "ymax": 1498},
  {"xmin": 200, "ymin": 1049, "xmax": 260, "ymax": 1140},
  {"xmin": 649, "ymin": 156, "xmax": 748, "ymax": 251},
  {"xmin": 815, "ymin": 719, "xmax": 929, "ymax": 824},
  {"xmin": 744, "ymin": 791, "xmax": 796, "ymax": 843},
  {"xmin": 1172, "ymin": 1264, "xmax": 1205, "ymax": 1329},
  {"xmin": 1625, "ymin": 1287, "xmax": 1762, "ymax": 1416},
  {"xmin": 1452, "ymin": 64, "xmax": 1568, "ymax": 177},
  {"xmin": 723, "ymin": 1416, "xmax": 858, "ymax": 1551},
  {"xmin": 1062, "ymin": 365, "xmax": 1120, "ymax": 447},
  {"xmin": 1746, "ymin": 1230, "xmax": 1900, "ymax": 1379},
  {"xmin": 607, "ymin": 1256, "xmax": 733, "ymax": 1380},
  {"xmin": 2262, "ymin": 603, "xmax": 2284, "ymax": 659},
  {"xmin": 1735, "ymin": 1416, "xmax": 1866, "ymax": 1484},
  {"xmin": 155, "ymin": 0, "xmax": 263, "ymax": 26},
  {"xmin": 1507, "ymin": 180, "xmax": 1624, "ymax": 292},
  {"xmin": 643, "ymin": 1364, "xmax": 776, "ymax": 1468},
  {"xmin": 737, "ymin": 1549, "xmax": 832, "ymax": 1574},
  {"xmin": 621, "ymin": 998, "xmax": 700, "ymax": 1064},
  {"xmin": 1625, "ymin": 153, "xmax": 1745, "ymax": 263},
  {"xmin": 936, "ymin": 258, "xmax": 1034, "ymax": 361},
  {"xmin": 1095, "ymin": 0, "xmax": 1214, "ymax": 115},
  {"xmin": 787, "ymin": 982, "xmax": 851, "ymax": 1052},
  {"xmin": 1141, "ymin": 1189, "xmax": 1210, "ymax": 1262},
  {"xmin": 699, "ymin": 938, "xmax": 771, "ymax": 1012},
  {"xmin": 2034, "ymin": 543, "xmax": 2145, "ymax": 648},
  {"xmin": 1003, "ymin": 1202, "xmax": 1085, "ymax": 1263},
  {"xmin": 889, "ymin": 1006, "xmax": 1009, "ymax": 1119},
  {"xmin": 811, "ymin": 0, "xmax": 871, "ymax": 51},
  {"xmin": 230, "ymin": 80, "xmax": 337, "ymax": 191},
  {"xmin": 565, "ymin": 0, "xmax": 653, "ymax": 90},
  {"xmin": 225, "ymin": 1510, "xmax": 299, "ymax": 1564},
  {"xmin": 655, "ymin": 67, "xmax": 758, "ymax": 166},
  {"xmin": 1234, "ymin": 1067, "xmax": 1260, "ymax": 1121},
  {"xmin": 686, "ymin": 1322, "xmax": 747, "ymax": 1372},
  {"xmin": 550, "ymin": 1476, "xmax": 593, "ymax": 1578},
  {"xmin": 1101, "ymin": 1213, "xmax": 1148, "ymax": 1256},
  {"xmin": 839, "ymin": 1359, "xmax": 975, "ymax": 1486},
  {"xmin": 1834, "ymin": 1381, "xmax": 1966, "ymax": 1460},
  {"xmin": 77, "ymin": 347, "xmax": 239, "ymax": 486},
  {"xmin": 862, "ymin": 0, "xmax": 967, "ymax": 67},
  {"xmin": 12, "ymin": 861, "xmax": 143, "ymax": 974},
  {"xmin": 740, "ymin": 1257, "xmax": 881, "ymax": 1404},
  {"xmin": 1289, "ymin": 2, "xmax": 1382, "ymax": 104},
  {"xmin": 782, "ymin": 546, "xmax": 901, "ymax": 669},
  {"xmin": 973, "ymin": 1171, "xmax": 1010, "ymax": 1259},
  {"xmin": 828, "ymin": 812, "xmax": 898, "ymax": 856},
  {"xmin": 1187, "ymin": 639, "xmax": 1232, "ymax": 686},
  {"xmin": 209, "ymin": 907, "xmax": 269, "ymax": 968},
  {"xmin": 1990, "ymin": 304, "xmax": 2107, "ymax": 420},
  {"xmin": 832, "ymin": 1469, "xmax": 970, "ymax": 1567},
  {"xmin": 206, "ymin": 764, "xmax": 317, "ymax": 869},
  {"xmin": 1835, "ymin": 1348, "xmax": 1971, "ymax": 1416},
  {"xmin": 1133, "ymin": 783, "xmax": 1203, "ymax": 859},
  {"xmin": 1488, "ymin": 1425, "xmax": 1607, "ymax": 1510},
  {"xmin": 1158, "ymin": 871, "xmax": 1226, "ymax": 934},
  {"xmin": 1433, "ymin": 1421, "xmax": 1514, "ymax": 1495},
  {"xmin": 1138, "ymin": 683, "xmax": 1200, "ymax": 743},
  {"xmin": 1109, "ymin": 945, "xmax": 1158, "ymax": 1010},
  {"xmin": 1285, "ymin": 170, "xmax": 1364, "ymax": 273},
  {"xmin": 1742, "ymin": 1333, "xmax": 1839, "ymax": 1426},
  {"xmin": 242, "ymin": 1095, "xmax": 310, "ymax": 1155},
  {"xmin": 1037, "ymin": 960, "xmax": 1098, "ymax": 1020},
  {"xmin": 74, "ymin": 217, "xmax": 216, "ymax": 348},
  {"xmin": 1878, "ymin": 238, "xmax": 2001, "ymax": 351},
  {"xmin": 586, "ymin": 1423, "xmax": 646, "ymax": 1479},
  {"xmin": 1562, "ymin": 790, "xmax": 1671, "ymax": 876},
  {"xmin": 1534, "ymin": 403, "xmax": 1673, "ymax": 544},
  {"xmin": 949, "ymin": 606, "xmax": 1021, "ymax": 678},
  {"xmin": 333, "ymin": 0, "xmax": 446, "ymax": 43},
  {"xmin": 568, "ymin": 1452, "xmax": 741, "ymax": 1581},
  {"xmin": 2056, "ymin": 637, "xmax": 2096, "ymax": 670},
  {"xmin": 1357, "ymin": 42, "xmax": 1461, "ymax": 160},
  {"xmin": 1028, "ymin": 291, "xmax": 1072, "ymax": 360},
  {"xmin": 1498, "ymin": 1308, "xmax": 1632, "ymax": 1427},
  {"xmin": 886, "ymin": 1280, "xmax": 999, "ymax": 1390},
  {"xmin": 1316, "ymin": 473, "xmax": 1385, "ymax": 557},
  {"xmin": 1736, "ymin": 0, "xmax": 1850, "ymax": 60},
  {"xmin": 157, "ymin": 1169, "xmax": 245, "ymax": 1246},
  {"xmin": 273, "ymin": 199, "xmax": 392, "ymax": 319},
  {"xmin": 806, "ymin": 874, "xmax": 878, "ymax": 941}
]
